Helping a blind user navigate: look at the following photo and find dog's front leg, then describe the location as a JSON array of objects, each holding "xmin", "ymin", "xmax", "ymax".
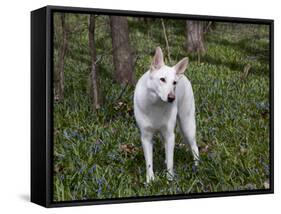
[
  {"xmin": 141, "ymin": 131, "xmax": 154, "ymax": 183},
  {"xmin": 163, "ymin": 131, "xmax": 175, "ymax": 181}
]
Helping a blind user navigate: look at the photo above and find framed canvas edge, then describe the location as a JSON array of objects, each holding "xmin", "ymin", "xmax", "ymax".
[
  {"xmin": 46, "ymin": 6, "xmax": 53, "ymax": 207},
  {"xmin": 31, "ymin": 7, "xmax": 48, "ymax": 207},
  {"xmin": 46, "ymin": 5, "xmax": 274, "ymax": 23},
  {"xmin": 47, "ymin": 189, "xmax": 273, "ymax": 208},
  {"xmin": 31, "ymin": 5, "xmax": 274, "ymax": 208}
]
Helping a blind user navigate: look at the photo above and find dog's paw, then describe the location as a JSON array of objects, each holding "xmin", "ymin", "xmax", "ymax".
[
  {"xmin": 194, "ymin": 159, "xmax": 199, "ymax": 166},
  {"xmin": 166, "ymin": 172, "xmax": 175, "ymax": 181},
  {"xmin": 146, "ymin": 174, "xmax": 155, "ymax": 183}
]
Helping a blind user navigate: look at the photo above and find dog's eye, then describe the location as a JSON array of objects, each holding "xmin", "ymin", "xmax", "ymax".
[
  {"xmin": 160, "ymin": 77, "xmax": 166, "ymax": 83},
  {"xmin": 173, "ymin": 81, "xmax": 177, "ymax": 85}
]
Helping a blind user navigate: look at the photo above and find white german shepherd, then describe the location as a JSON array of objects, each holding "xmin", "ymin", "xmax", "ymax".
[{"xmin": 134, "ymin": 47, "xmax": 199, "ymax": 183}]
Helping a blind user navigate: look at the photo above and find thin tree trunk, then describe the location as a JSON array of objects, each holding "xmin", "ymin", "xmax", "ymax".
[
  {"xmin": 186, "ymin": 21, "xmax": 206, "ymax": 63},
  {"xmin": 204, "ymin": 21, "xmax": 213, "ymax": 34},
  {"xmin": 89, "ymin": 15, "xmax": 101, "ymax": 111},
  {"xmin": 161, "ymin": 19, "xmax": 171, "ymax": 64},
  {"xmin": 110, "ymin": 16, "xmax": 134, "ymax": 85},
  {"xmin": 57, "ymin": 14, "xmax": 68, "ymax": 101}
]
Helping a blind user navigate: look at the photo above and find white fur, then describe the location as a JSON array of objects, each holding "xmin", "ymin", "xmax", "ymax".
[{"xmin": 133, "ymin": 47, "xmax": 199, "ymax": 183}]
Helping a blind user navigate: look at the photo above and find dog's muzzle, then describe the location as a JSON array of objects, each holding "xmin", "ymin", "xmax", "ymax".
[{"xmin": 167, "ymin": 93, "xmax": 175, "ymax": 102}]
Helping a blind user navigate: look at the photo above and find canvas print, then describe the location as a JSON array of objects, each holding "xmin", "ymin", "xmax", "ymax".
[{"xmin": 52, "ymin": 12, "xmax": 271, "ymax": 202}]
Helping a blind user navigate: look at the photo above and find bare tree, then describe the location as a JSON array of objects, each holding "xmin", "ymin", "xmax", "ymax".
[
  {"xmin": 110, "ymin": 16, "xmax": 135, "ymax": 85},
  {"xmin": 56, "ymin": 14, "xmax": 69, "ymax": 101},
  {"xmin": 186, "ymin": 21, "xmax": 206, "ymax": 63},
  {"xmin": 88, "ymin": 14, "xmax": 102, "ymax": 111},
  {"xmin": 161, "ymin": 19, "xmax": 171, "ymax": 64}
]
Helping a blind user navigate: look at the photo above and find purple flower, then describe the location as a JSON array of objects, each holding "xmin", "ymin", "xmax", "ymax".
[
  {"xmin": 79, "ymin": 165, "xmax": 86, "ymax": 173},
  {"xmin": 97, "ymin": 178, "xmax": 104, "ymax": 186},
  {"xmin": 88, "ymin": 164, "xmax": 97, "ymax": 174}
]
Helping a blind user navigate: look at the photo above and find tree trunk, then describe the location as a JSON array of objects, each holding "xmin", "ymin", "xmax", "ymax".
[
  {"xmin": 186, "ymin": 21, "xmax": 206, "ymax": 61},
  {"xmin": 88, "ymin": 15, "xmax": 101, "ymax": 111},
  {"xmin": 161, "ymin": 19, "xmax": 171, "ymax": 64},
  {"xmin": 110, "ymin": 16, "xmax": 134, "ymax": 85},
  {"xmin": 56, "ymin": 14, "xmax": 68, "ymax": 101}
]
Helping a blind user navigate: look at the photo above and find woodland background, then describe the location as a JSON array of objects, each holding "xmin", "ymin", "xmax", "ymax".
[{"xmin": 53, "ymin": 13, "xmax": 270, "ymax": 201}]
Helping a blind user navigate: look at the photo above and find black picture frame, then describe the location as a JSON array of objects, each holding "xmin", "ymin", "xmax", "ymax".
[{"xmin": 31, "ymin": 5, "xmax": 274, "ymax": 208}]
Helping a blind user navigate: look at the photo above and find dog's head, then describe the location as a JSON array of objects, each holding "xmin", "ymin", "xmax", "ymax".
[{"xmin": 148, "ymin": 47, "xmax": 189, "ymax": 103}]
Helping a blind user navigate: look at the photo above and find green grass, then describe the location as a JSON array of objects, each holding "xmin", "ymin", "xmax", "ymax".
[{"xmin": 53, "ymin": 16, "xmax": 270, "ymax": 202}]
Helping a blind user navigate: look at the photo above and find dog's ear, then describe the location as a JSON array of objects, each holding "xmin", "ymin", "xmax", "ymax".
[
  {"xmin": 150, "ymin": 47, "xmax": 164, "ymax": 71},
  {"xmin": 174, "ymin": 57, "xmax": 188, "ymax": 76}
]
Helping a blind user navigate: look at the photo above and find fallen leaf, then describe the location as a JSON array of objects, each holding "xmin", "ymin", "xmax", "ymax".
[{"xmin": 120, "ymin": 144, "xmax": 139, "ymax": 154}]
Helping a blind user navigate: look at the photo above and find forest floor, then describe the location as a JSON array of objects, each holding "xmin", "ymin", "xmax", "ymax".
[{"xmin": 53, "ymin": 19, "xmax": 270, "ymax": 201}]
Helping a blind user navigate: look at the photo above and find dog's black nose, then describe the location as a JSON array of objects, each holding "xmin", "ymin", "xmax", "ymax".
[{"xmin": 167, "ymin": 94, "xmax": 175, "ymax": 102}]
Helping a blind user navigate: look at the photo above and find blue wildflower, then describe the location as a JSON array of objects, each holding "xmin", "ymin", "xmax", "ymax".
[
  {"xmin": 88, "ymin": 164, "xmax": 97, "ymax": 174},
  {"xmin": 79, "ymin": 165, "xmax": 86, "ymax": 173},
  {"xmin": 59, "ymin": 174, "xmax": 64, "ymax": 181},
  {"xmin": 97, "ymin": 178, "xmax": 104, "ymax": 186}
]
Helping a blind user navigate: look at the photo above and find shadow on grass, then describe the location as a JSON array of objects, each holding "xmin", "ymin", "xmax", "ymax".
[
  {"xmin": 207, "ymin": 36, "xmax": 270, "ymax": 64},
  {"xmin": 185, "ymin": 34, "xmax": 270, "ymax": 75},
  {"xmin": 187, "ymin": 53, "xmax": 268, "ymax": 77}
]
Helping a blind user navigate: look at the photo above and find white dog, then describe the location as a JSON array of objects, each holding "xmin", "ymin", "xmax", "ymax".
[{"xmin": 134, "ymin": 47, "xmax": 199, "ymax": 183}]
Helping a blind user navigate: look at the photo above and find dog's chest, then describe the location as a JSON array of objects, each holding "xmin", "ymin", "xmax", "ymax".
[{"xmin": 145, "ymin": 103, "xmax": 176, "ymax": 130}]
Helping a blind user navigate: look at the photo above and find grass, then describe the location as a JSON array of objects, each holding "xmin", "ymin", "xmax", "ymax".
[{"xmin": 53, "ymin": 16, "xmax": 270, "ymax": 202}]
